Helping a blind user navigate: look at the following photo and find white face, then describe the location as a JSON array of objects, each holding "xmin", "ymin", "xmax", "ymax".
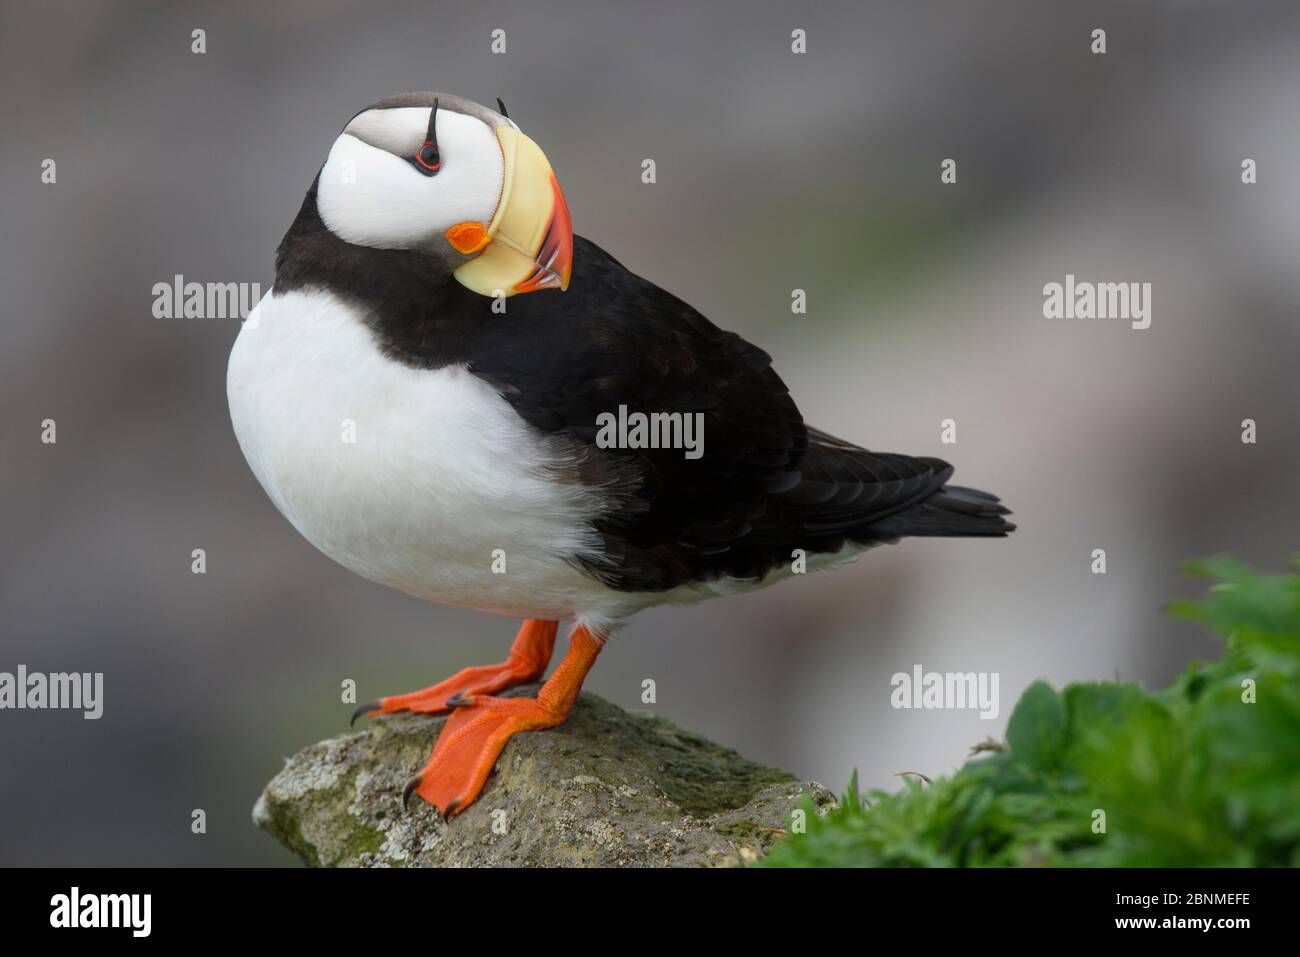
[
  {"xmin": 316, "ymin": 105, "xmax": 513, "ymax": 251},
  {"xmin": 306, "ymin": 93, "xmax": 574, "ymax": 298}
]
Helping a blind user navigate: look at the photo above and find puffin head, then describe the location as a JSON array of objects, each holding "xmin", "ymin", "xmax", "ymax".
[{"xmin": 314, "ymin": 92, "xmax": 572, "ymax": 297}]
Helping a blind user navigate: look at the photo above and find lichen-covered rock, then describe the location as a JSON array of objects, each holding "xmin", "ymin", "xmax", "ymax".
[{"xmin": 254, "ymin": 688, "xmax": 834, "ymax": 867}]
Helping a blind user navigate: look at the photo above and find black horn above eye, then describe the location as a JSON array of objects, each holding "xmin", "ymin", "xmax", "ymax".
[{"xmin": 410, "ymin": 97, "xmax": 441, "ymax": 175}]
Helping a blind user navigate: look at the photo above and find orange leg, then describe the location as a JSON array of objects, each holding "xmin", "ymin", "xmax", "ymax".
[
  {"xmin": 351, "ymin": 619, "xmax": 558, "ymax": 725},
  {"xmin": 404, "ymin": 623, "xmax": 603, "ymax": 817}
]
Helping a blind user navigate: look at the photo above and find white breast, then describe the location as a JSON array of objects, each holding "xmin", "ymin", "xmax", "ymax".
[{"xmin": 226, "ymin": 288, "xmax": 621, "ymax": 621}]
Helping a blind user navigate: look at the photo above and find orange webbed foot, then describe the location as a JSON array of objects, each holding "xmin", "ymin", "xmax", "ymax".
[
  {"xmin": 403, "ymin": 694, "xmax": 565, "ymax": 816},
  {"xmin": 404, "ymin": 624, "xmax": 603, "ymax": 818},
  {"xmin": 351, "ymin": 619, "xmax": 557, "ymax": 725}
]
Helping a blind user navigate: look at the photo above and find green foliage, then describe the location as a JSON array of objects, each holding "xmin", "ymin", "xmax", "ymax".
[{"xmin": 761, "ymin": 557, "xmax": 1300, "ymax": 867}]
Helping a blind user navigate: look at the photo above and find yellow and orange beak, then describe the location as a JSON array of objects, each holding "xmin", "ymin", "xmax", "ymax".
[{"xmin": 449, "ymin": 126, "xmax": 573, "ymax": 297}]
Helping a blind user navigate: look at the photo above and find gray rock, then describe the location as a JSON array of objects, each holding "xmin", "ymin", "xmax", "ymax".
[{"xmin": 254, "ymin": 687, "xmax": 835, "ymax": 867}]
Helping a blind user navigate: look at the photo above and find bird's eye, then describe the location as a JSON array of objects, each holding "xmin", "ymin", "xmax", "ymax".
[
  {"xmin": 410, "ymin": 98, "xmax": 441, "ymax": 176},
  {"xmin": 414, "ymin": 143, "xmax": 440, "ymax": 173}
]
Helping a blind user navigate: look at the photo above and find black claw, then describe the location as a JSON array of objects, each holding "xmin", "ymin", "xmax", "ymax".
[
  {"xmin": 445, "ymin": 691, "xmax": 472, "ymax": 709},
  {"xmin": 351, "ymin": 699, "xmax": 381, "ymax": 727},
  {"xmin": 402, "ymin": 775, "xmax": 422, "ymax": 812},
  {"xmin": 444, "ymin": 798, "xmax": 462, "ymax": 818}
]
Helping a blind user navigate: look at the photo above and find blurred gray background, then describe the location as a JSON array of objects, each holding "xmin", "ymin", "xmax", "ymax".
[{"xmin": 2, "ymin": 0, "xmax": 1298, "ymax": 865}]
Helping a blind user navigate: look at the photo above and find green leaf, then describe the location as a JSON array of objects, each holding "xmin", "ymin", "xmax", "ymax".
[
  {"xmin": 1006, "ymin": 681, "xmax": 1066, "ymax": 773},
  {"xmin": 759, "ymin": 555, "xmax": 1300, "ymax": 868}
]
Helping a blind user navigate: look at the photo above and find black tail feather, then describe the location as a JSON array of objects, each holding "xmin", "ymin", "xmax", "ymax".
[{"xmin": 864, "ymin": 484, "xmax": 1015, "ymax": 538}]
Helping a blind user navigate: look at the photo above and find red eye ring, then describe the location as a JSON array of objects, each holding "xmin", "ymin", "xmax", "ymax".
[{"xmin": 415, "ymin": 141, "xmax": 441, "ymax": 173}]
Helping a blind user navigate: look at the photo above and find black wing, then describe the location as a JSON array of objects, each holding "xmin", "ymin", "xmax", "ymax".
[{"xmin": 462, "ymin": 237, "xmax": 1011, "ymax": 593}]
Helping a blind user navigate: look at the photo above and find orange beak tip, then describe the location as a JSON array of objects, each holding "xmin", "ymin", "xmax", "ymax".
[
  {"xmin": 548, "ymin": 175, "xmax": 574, "ymax": 291},
  {"xmin": 512, "ymin": 174, "xmax": 574, "ymax": 294}
]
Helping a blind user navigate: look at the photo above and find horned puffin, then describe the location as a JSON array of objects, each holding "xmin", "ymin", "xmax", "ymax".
[{"xmin": 226, "ymin": 92, "xmax": 1014, "ymax": 818}]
